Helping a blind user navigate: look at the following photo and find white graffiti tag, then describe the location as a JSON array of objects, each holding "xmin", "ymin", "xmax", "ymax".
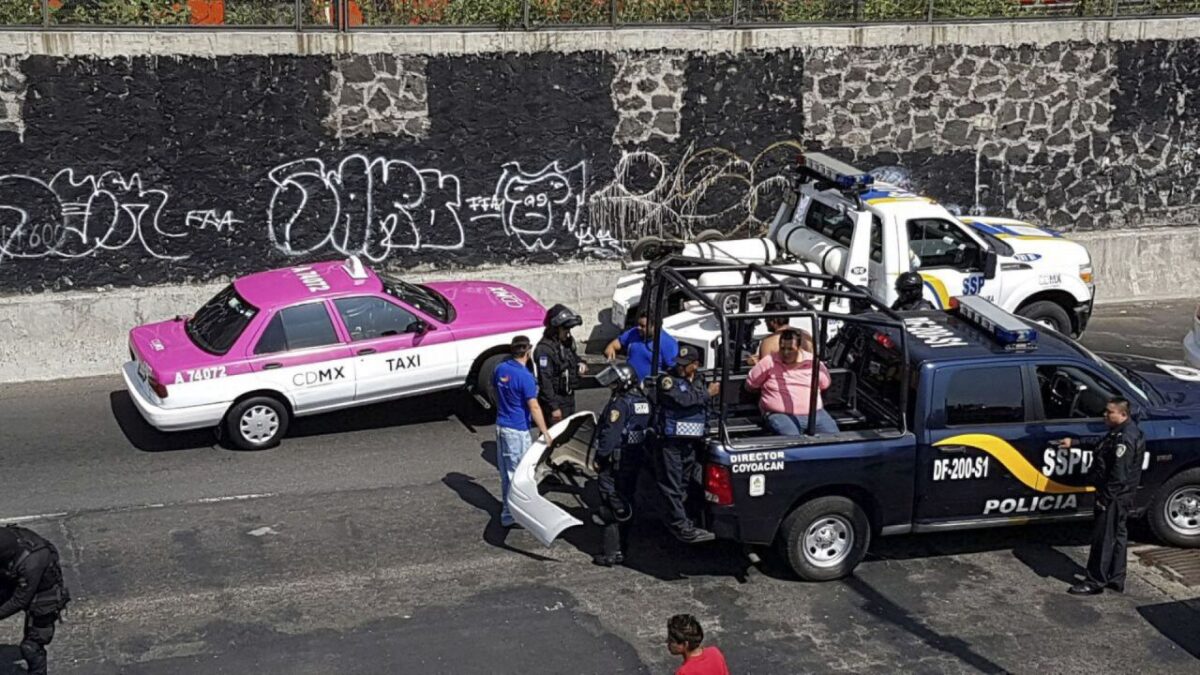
[
  {"xmin": 0, "ymin": 170, "xmax": 192, "ymax": 262},
  {"xmin": 267, "ymin": 154, "xmax": 464, "ymax": 261},
  {"xmin": 467, "ymin": 161, "xmax": 618, "ymax": 254}
]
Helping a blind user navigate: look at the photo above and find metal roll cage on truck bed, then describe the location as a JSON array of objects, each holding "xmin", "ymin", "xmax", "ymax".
[{"xmin": 628, "ymin": 258, "xmax": 1200, "ymax": 583}]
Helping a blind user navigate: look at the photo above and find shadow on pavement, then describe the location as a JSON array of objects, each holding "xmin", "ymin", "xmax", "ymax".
[
  {"xmin": 1137, "ymin": 599, "xmax": 1200, "ymax": 659},
  {"xmin": 111, "ymin": 388, "xmax": 492, "ymax": 453},
  {"xmin": 843, "ymin": 576, "xmax": 1011, "ymax": 674},
  {"xmin": 1011, "ymin": 542, "xmax": 1087, "ymax": 585},
  {"xmin": 441, "ymin": 471, "xmax": 556, "ymax": 563}
]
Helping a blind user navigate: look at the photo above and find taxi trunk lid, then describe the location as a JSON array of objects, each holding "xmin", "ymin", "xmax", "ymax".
[{"xmin": 128, "ymin": 318, "xmax": 219, "ymax": 390}]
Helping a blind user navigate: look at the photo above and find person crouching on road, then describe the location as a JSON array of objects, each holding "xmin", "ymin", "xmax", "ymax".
[
  {"xmin": 604, "ymin": 310, "xmax": 679, "ymax": 381},
  {"xmin": 892, "ymin": 271, "xmax": 935, "ymax": 311},
  {"xmin": 0, "ymin": 525, "xmax": 71, "ymax": 675},
  {"xmin": 746, "ymin": 329, "xmax": 839, "ymax": 436},
  {"xmin": 667, "ymin": 614, "xmax": 730, "ymax": 675},
  {"xmin": 494, "ymin": 335, "xmax": 552, "ymax": 529},
  {"xmin": 1056, "ymin": 397, "xmax": 1145, "ymax": 595},
  {"xmin": 655, "ymin": 345, "xmax": 719, "ymax": 544},
  {"xmin": 591, "ymin": 363, "xmax": 652, "ymax": 567},
  {"xmin": 536, "ymin": 304, "xmax": 588, "ymax": 423}
]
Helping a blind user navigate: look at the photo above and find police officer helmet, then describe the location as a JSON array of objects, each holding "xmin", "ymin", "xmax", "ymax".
[
  {"xmin": 545, "ymin": 303, "xmax": 583, "ymax": 330},
  {"xmin": 896, "ymin": 271, "xmax": 924, "ymax": 294},
  {"xmin": 596, "ymin": 363, "xmax": 637, "ymax": 391}
]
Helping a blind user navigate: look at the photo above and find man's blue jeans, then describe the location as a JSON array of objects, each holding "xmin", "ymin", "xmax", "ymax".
[
  {"xmin": 766, "ymin": 409, "xmax": 840, "ymax": 436},
  {"xmin": 496, "ymin": 426, "xmax": 533, "ymax": 526}
]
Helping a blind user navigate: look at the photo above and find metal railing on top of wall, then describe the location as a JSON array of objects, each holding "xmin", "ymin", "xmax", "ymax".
[{"xmin": 0, "ymin": 0, "xmax": 1196, "ymax": 31}]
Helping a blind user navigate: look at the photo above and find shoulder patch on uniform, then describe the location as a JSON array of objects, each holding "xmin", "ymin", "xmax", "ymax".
[
  {"xmin": 1116, "ymin": 443, "xmax": 1127, "ymax": 458},
  {"xmin": 610, "ymin": 409, "xmax": 621, "ymax": 423},
  {"xmin": 538, "ymin": 356, "xmax": 548, "ymax": 367},
  {"xmin": 660, "ymin": 376, "xmax": 673, "ymax": 390}
]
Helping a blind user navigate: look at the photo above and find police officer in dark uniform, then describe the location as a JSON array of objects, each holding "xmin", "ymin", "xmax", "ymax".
[
  {"xmin": 591, "ymin": 363, "xmax": 653, "ymax": 567},
  {"xmin": 0, "ymin": 525, "xmax": 71, "ymax": 675},
  {"xmin": 654, "ymin": 345, "xmax": 719, "ymax": 543},
  {"xmin": 1056, "ymin": 397, "xmax": 1145, "ymax": 595},
  {"xmin": 892, "ymin": 271, "xmax": 935, "ymax": 311},
  {"xmin": 535, "ymin": 303, "xmax": 587, "ymax": 423}
]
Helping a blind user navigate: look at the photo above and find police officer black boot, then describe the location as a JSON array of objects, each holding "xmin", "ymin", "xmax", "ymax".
[{"xmin": 593, "ymin": 522, "xmax": 624, "ymax": 567}]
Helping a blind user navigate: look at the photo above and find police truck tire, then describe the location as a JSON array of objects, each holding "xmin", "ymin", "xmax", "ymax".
[
  {"xmin": 225, "ymin": 396, "xmax": 289, "ymax": 450},
  {"xmin": 476, "ymin": 354, "xmax": 508, "ymax": 409},
  {"xmin": 1016, "ymin": 301, "xmax": 1071, "ymax": 335},
  {"xmin": 1148, "ymin": 468, "xmax": 1200, "ymax": 548},
  {"xmin": 780, "ymin": 496, "xmax": 871, "ymax": 581}
]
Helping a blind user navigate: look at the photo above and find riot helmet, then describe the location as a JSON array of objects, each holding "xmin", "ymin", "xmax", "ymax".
[
  {"xmin": 895, "ymin": 271, "xmax": 924, "ymax": 295},
  {"xmin": 596, "ymin": 363, "xmax": 638, "ymax": 392},
  {"xmin": 544, "ymin": 303, "xmax": 583, "ymax": 330}
]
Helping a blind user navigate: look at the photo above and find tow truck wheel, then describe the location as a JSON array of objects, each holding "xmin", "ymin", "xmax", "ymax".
[
  {"xmin": 780, "ymin": 496, "xmax": 871, "ymax": 581},
  {"xmin": 225, "ymin": 396, "xmax": 289, "ymax": 450},
  {"xmin": 1149, "ymin": 468, "xmax": 1200, "ymax": 547},
  {"xmin": 1016, "ymin": 301, "xmax": 1071, "ymax": 335}
]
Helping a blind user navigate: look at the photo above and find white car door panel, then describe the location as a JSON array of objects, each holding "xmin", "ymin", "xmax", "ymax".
[{"xmin": 507, "ymin": 412, "xmax": 596, "ymax": 547}]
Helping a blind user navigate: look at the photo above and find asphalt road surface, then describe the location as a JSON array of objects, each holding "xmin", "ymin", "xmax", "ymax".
[{"xmin": 1, "ymin": 300, "xmax": 1198, "ymax": 674}]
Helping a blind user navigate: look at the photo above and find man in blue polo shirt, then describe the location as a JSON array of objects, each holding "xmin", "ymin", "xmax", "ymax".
[
  {"xmin": 604, "ymin": 311, "xmax": 680, "ymax": 381},
  {"xmin": 493, "ymin": 334, "xmax": 552, "ymax": 528}
]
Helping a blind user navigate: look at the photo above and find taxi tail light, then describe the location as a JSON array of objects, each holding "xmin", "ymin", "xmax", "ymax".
[
  {"xmin": 705, "ymin": 464, "xmax": 734, "ymax": 506},
  {"xmin": 148, "ymin": 375, "xmax": 169, "ymax": 399},
  {"xmin": 874, "ymin": 332, "xmax": 896, "ymax": 350}
]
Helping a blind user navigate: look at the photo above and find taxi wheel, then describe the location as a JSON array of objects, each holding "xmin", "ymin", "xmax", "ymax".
[
  {"xmin": 476, "ymin": 354, "xmax": 508, "ymax": 410},
  {"xmin": 1148, "ymin": 468, "xmax": 1200, "ymax": 548},
  {"xmin": 1016, "ymin": 301, "xmax": 1071, "ymax": 335},
  {"xmin": 225, "ymin": 396, "xmax": 290, "ymax": 450},
  {"xmin": 780, "ymin": 496, "xmax": 871, "ymax": 582}
]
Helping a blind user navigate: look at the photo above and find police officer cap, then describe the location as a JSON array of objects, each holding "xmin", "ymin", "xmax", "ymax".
[
  {"xmin": 0, "ymin": 527, "xmax": 18, "ymax": 563},
  {"xmin": 544, "ymin": 303, "xmax": 583, "ymax": 330},
  {"xmin": 675, "ymin": 345, "xmax": 700, "ymax": 366},
  {"xmin": 896, "ymin": 271, "xmax": 923, "ymax": 293}
]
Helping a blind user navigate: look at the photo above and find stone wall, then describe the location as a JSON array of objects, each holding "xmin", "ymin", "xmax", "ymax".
[{"xmin": 0, "ymin": 20, "xmax": 1197, "ymax": 295}]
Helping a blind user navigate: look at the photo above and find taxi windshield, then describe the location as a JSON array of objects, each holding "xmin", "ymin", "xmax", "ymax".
[
  {"xmin": 380, "ymin": 274, "xmax": 455, "ymax": 323},
  {"xmin": 186, "ymin": 285, "xmax": 258, "ymax": 355}
]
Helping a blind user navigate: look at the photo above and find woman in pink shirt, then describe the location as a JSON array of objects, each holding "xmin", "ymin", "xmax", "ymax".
[{"xmin": 745, "ymin": 329, "xmax": 839, "ymax": 435}]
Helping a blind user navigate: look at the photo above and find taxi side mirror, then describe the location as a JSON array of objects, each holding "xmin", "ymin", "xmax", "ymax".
[{"xmin": 983, "ymin": 249, "xmax": 998, "ymax": 279}]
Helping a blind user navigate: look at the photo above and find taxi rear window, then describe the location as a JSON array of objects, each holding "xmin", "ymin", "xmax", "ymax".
[{"xmin": 186, "ymin": 285, "xmax": 258, "ymax": 355}]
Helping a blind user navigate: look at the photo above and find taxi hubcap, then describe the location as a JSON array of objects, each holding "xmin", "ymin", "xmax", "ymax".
[
  {"xmin": 1166, "ymin": 487, "xmax": 1200, "ymax": 536},
  {"xmin": 803, "ymin": 515, "xmax": 853, "ymax": 568},
  {"xmin": 240, "ymin": 405, "xmax": 279, "ymax": 443}
]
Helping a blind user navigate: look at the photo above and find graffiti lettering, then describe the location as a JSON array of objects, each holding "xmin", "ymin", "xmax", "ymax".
[
  {"xmin": 267, "ymin": 155, "xmax": 465, "ymax": 261},
  {"xmin": 186, "ymin": 209, "xmax": 241, "ymax": 233}
]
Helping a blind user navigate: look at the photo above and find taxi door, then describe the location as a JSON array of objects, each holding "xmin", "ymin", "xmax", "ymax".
[
  {"xmin": 914, "ymin": 363, "xmax": 1044, "ymax": 524},
  {"xmin": 245, "ymin": 301, "xmax": 356, "ymax": 414},
  {"xmin": 329, "ymin": 295, "xmax": 458, "ymax": 403},
  {"xmin": 904, "ymin": 216, "xmax": 1000, "ymax": 309}
]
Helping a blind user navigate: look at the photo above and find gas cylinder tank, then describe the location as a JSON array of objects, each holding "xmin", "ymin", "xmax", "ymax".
[
  {"xmin": 678, "ymin": 238, "xmax": 778, "ymax": 264},
  {"xmin": 774, "ymin": 221, "xmax": 847, "ymax": 276}
]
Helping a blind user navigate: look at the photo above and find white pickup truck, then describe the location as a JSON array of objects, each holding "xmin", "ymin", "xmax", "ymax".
[{"xmin": 610, "ymin": 153, "xmax": 1096, "ymax": 369}]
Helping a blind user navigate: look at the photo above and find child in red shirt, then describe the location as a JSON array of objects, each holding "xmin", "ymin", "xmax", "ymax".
[{"xmin": 667, "ymin": 614, "xmax": 730, "ymax": 675}]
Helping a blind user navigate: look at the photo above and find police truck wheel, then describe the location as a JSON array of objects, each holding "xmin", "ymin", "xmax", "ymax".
[
  {"xmin": 476, "ymin": 354, "xmax": 508, "ymax": 410},
  {"xmin": 1016, "ymin": 301, "xmax": 1071, "ymax": 335},
  {"xmin": 780, "ymin": 496, "xmax": 871, "ymax": 581},
  {"xmin": 1149, "ymin": 468, "xmax": 1200, "ymax": 548},
  {"xmin": 225, "ymin": 396, "xmax": 289, "ymax": 450}
]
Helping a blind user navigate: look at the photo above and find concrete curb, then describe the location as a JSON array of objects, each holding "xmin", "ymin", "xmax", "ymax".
[{"xmin": 1, "ymin": 226, "xmax": 1196, "ymax": 384}]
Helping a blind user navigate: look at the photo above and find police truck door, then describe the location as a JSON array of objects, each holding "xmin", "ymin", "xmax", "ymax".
[
  {"xmin": 915, "ymin": 364, "xmax": 1043, "ymax": 523},
  {"xmin": 904, "ymin": 216, "xmax": 996, "ymax": 309}
]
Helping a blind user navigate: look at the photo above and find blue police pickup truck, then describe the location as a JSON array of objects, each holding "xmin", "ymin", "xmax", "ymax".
[
  {"xmin": 508, "ymin": 260, "xmax": 1200, "ymax": 581},
  {"xmin": 701, "ymin": 290, "xmax": 1200, "ymax": 581}
]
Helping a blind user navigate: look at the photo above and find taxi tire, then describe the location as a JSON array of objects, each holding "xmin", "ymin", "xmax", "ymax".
[
  {"xmin": 476, "ymin": 354, "xmax": 508, "ymax": 410},
  {"xmin": 224, "ymin": 396, "xmax": 289, "ymax": 451},
  {"xmin": 1148, "ymin": 468, "xmax": 1200, "ymax": 548},
  {"xmin": 780, "ymin": 496, "xmax": 871, "ymax": 582},
  {"xmin": 1016, "ymin": 301, "xmax": 1071, "ymax": 335}
]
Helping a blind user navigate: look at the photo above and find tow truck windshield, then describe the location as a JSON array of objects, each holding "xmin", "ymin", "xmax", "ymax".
[{"xmin": 186, "ymin": 285, "xmax": 259, "ymax": 355}]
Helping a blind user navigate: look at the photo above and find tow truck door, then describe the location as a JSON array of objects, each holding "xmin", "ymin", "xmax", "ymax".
[
  {"xmin": 903, "ymin": 217, "xmax": 999, "ymax": 310},
  {"xmin": 916, "ymin": 363, "xmax": 1043, "ymax": 523}
]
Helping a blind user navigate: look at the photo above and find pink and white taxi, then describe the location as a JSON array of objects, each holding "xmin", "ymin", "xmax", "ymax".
[{"xmin": 122, "ymin": 257, "xmax": 546, "ymax": 449}]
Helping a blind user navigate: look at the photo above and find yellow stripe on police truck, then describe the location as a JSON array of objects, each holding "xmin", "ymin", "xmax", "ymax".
[{"xmin": 934, "ymin": 434, "xmax": 1095, "ymax": 495}]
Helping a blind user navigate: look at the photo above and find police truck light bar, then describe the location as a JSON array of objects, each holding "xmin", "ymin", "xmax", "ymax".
[
  {"xmin": 954, "ymin": 295, "xmax": 1038, "ymax": 351},
  {"xmin": 799, "ymin": 152, "xmax": 875, "ymax": 190}
]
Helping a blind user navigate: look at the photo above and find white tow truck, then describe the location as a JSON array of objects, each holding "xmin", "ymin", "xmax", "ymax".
[{"xmin": 610, "ymin": 153, "xmax": 1096, "ymax": 369}]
